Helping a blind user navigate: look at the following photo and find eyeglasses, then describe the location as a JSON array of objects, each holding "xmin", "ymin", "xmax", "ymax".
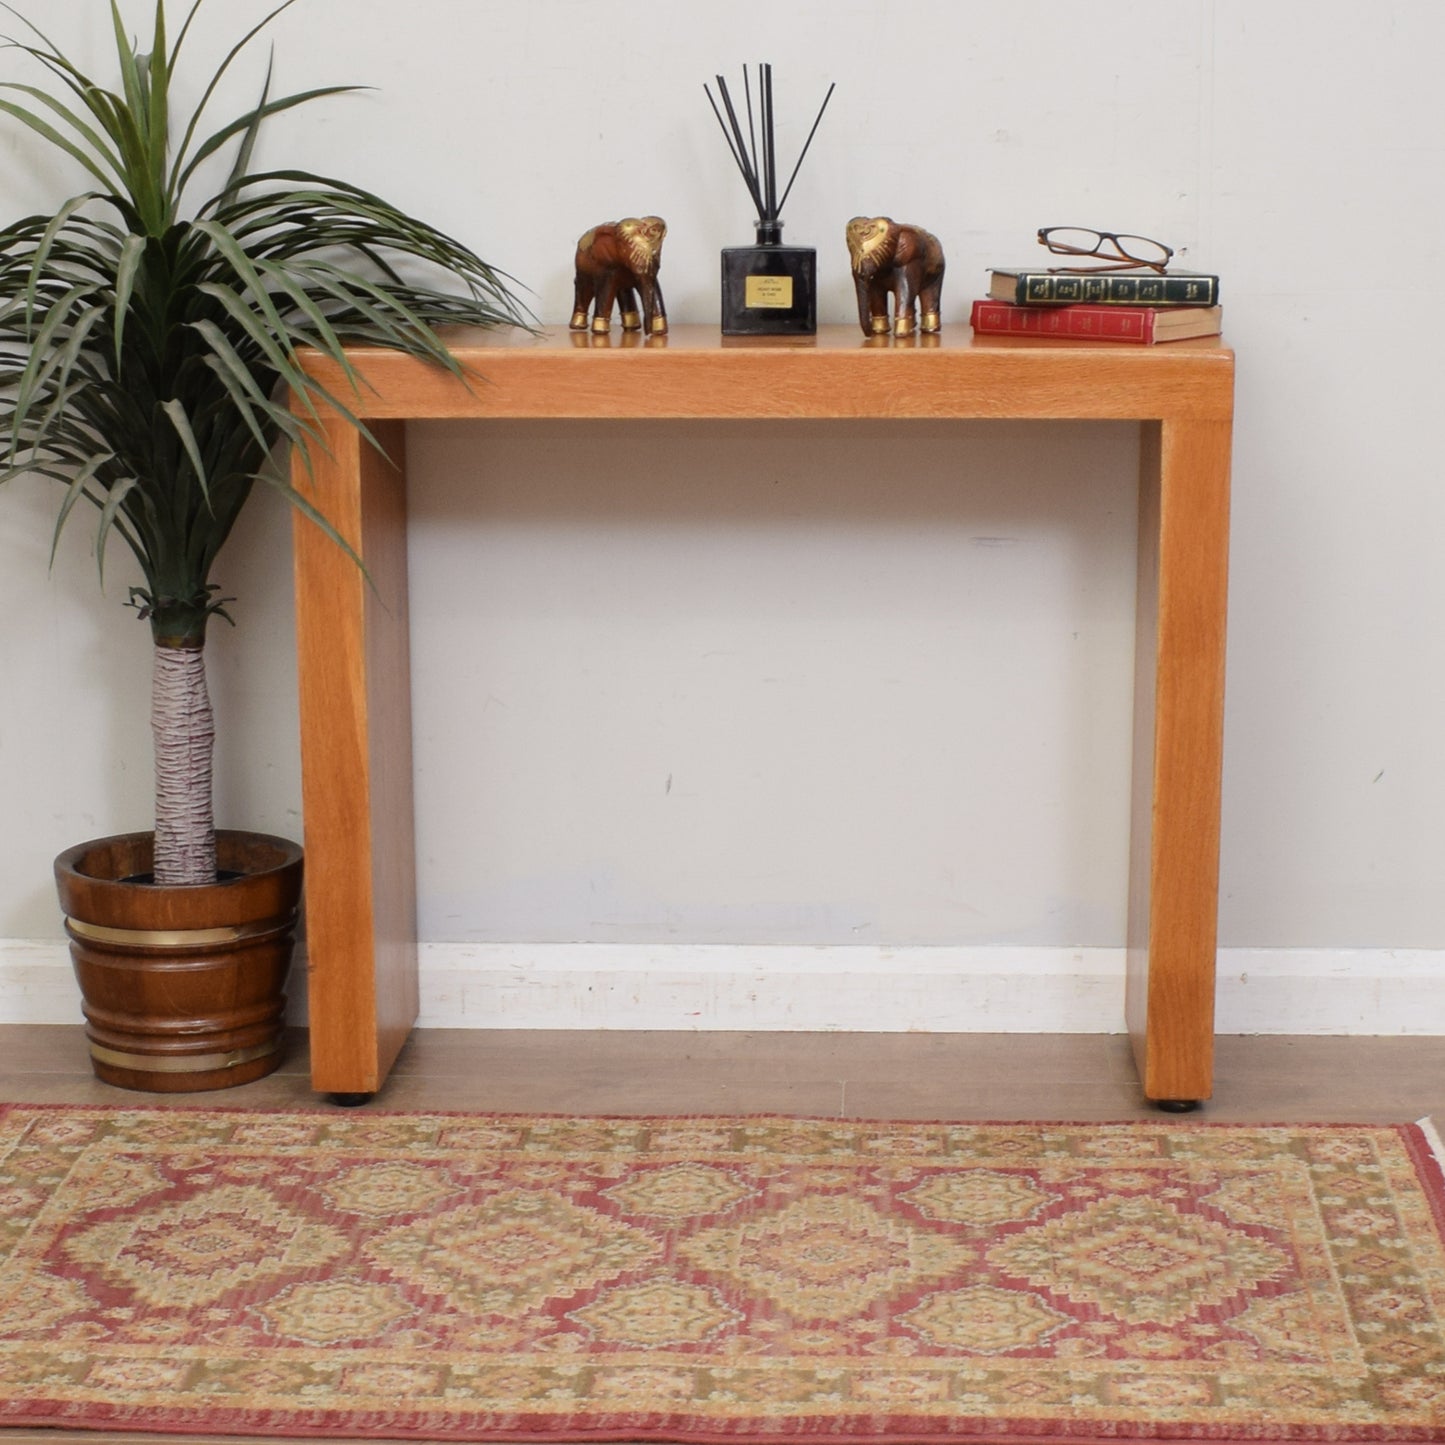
[{"xmin": 1036, "ymin": 227, "xmax": 1174, "ymax": 274}]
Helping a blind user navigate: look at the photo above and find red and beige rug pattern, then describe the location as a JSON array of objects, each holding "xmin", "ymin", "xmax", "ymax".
[{"xmin": 1, "ymin": 1105, "xmax": 1443, "ymax": 1441}]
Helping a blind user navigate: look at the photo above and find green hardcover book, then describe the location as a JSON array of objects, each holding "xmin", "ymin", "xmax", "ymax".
[{"xmin": 988, "ymin": 268, "xmax": 1220, "ymax": 306}]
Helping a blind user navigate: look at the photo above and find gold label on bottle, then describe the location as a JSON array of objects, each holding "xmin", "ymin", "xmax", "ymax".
[{"xmin": 745, "ymin": 275, "xmax": 793, "ymax": 308}]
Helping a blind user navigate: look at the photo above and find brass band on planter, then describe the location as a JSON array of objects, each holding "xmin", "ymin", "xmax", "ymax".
[
  {"xmin": 88, "ymin": 1039, "xmax": 280, "ymax": 1074},
  {"xmin": 64, "ymin": 917, "xmax": 282, "ymax": 948}
]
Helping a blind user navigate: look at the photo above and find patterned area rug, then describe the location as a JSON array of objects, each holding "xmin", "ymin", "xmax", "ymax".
[{"xmin": 1, "ymin": 1107, "xmax": 1443, "ymax": 1442}]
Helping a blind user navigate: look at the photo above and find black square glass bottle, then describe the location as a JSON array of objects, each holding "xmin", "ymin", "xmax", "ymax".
[{"xmin": 721, "ymin": 220, "xmax": 817, "ymax": 336}]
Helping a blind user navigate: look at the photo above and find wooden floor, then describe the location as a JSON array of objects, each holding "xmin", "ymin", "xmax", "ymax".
[
  {"xmin": 1, "ymin": 1026, "xmax": 1441, "ymax": 1445},
  {"xmin": 2, "ymin": 1023, "xmax": 1440, "ymax": 1123}
]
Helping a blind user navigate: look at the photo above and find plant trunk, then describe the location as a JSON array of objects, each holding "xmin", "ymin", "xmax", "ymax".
[{"xmin": 152, "ymin": 641, "xmax": 217, "ymax": 885}]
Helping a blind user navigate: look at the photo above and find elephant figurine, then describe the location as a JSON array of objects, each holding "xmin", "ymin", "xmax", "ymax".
[
  {"xmin": 845, "ymin": 216, "xmax": 945, "ymax": 337},
  {"xmin": 570, "ymin": 216, "xmax": 668, "ymax": 335}
]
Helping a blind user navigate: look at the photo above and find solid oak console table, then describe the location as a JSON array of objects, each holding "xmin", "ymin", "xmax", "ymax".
[{"xmin": 291, "ymin": 325, "xmax": 1233, "ymax": 1106}]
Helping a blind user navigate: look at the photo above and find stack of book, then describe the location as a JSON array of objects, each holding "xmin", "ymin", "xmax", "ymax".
[{"xmin": 970, "ymin": 266, "xmax": 1221, "ymax": 344}]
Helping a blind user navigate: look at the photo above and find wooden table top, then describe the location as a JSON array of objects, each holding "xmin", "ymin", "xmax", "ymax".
[{"xmin": 297, "ymin": 323, "xmax": 1235, "ymax": 423}]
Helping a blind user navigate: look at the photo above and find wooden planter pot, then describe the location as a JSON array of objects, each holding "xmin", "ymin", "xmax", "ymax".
[{"xmin": 54, "ymin": 831, "xmax": 304, "ymax": 1092}]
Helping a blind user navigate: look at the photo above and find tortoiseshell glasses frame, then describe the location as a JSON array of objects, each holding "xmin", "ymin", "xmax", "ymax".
[{"xmin": 1037, "ymin": 226, "xmax": 1174, "ymax": 273}]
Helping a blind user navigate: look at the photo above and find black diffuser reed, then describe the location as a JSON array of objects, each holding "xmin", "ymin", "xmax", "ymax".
[{"xmin": 706, "ymin": 65, "xmax": 833, "ymax": 335}]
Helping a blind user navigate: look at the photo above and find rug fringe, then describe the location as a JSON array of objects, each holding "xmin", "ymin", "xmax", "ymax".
[{"xmin": 1417, "ymin": 1115, "xmax": 1444, "ymax": 1171}]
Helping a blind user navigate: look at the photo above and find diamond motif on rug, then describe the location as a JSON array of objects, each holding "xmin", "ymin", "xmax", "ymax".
[
  {"xmin": 323, "ymin": 1160, "xmax": 463, "ymax": 1217},
  {"xmin": 676, "ymin": 1191, "xmax": 972, "ymax": 1319},
  {"xmin": 900, "ymin": 1283, "xmax": 1070, "ymax": 1352},
  {"xmin": 256, "ymin": 1277, "xmax": 416, "ymax": 1345},
  {"xmin": 63, "ymin": 1183, "xmax": 351, "ymax": 1308},
  {"xmin": 365, "ymin": 1185, "xmax": 660, "ymax": 1315},
  {"xmin": 567, "ymin": 1278, "xmax": 743, "ymax": 1346},
  {"xmin": 601, "ymin": 1163, "xmax": 757, "ymax": 1219},
  {"xmin": 901, "ymin": 1168, "xmax": 1058, "ymax": 1227},
  {"xmin": 986, "ymin": 1193, "xmax": 1292, "ymax": 1325}
]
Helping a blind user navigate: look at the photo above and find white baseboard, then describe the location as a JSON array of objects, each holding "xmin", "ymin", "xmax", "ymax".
[
  {"xmin": 4, "ymin": 940, "xmax": 1442, "ymax": 1035},
  {"xmin": 413, "ymin": 944, "xmax": 1130, "ymax": 1032},
  {"xmin": 0, "ymin": 941, "xmax": 91, "ymax": 1026}
]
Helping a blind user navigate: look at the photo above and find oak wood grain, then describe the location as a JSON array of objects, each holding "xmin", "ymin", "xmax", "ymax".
[
  {"xmin": 290, "ymin": 326, "xmax": 1234, "ymax": 1101},
  {"xmin": 298, "ymin": 325, "xmax": 1235, "ymax": 423},
  {"xmin": 1128, "ymin": 419, "xmax": 1233, "ymax": 1101},
  {"xmin": 290, "ymin": 418, "xmax": 416, "ymax": 1093}
]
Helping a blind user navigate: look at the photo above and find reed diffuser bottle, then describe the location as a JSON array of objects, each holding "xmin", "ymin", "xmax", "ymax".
[{"xmin": 706, "ymin": 65, "xmax": 833, "ymax": 336}]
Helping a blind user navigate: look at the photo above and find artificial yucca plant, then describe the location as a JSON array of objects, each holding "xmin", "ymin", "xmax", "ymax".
[{"xmin": 0, "ymin": 0, "xmax": 527, "ymax": 886}]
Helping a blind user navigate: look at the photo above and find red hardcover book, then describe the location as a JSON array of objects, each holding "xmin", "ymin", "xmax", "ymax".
[{"xmin": 970, "ymin": 298, "xmax": 1222, "ymax": 344}]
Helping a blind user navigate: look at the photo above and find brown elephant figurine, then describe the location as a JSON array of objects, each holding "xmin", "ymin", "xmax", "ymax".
[
  {"xmin": 570, "ymin": 216, "xmax": 668, "ymax": 335},
  {"xmin": 845, "ymin": 217, "xmax": 945, "ymax": 337}
]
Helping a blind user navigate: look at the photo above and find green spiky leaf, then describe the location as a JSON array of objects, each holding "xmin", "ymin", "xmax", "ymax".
[{"xmin": 0, "ymin": 0, "xmax": 531, "ymax": 646}]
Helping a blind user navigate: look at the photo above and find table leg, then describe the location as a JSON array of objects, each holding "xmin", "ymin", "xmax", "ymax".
[
  {"xmin": 292, "ymin": 416, "xmax": 419, "ymax": 1096},
  {"xmin": 1127, "ymin": 418, "xmax": 1232, "ymax": 1103},
  {"xmin": 286, "ymin": 400, "xmax": 1229, "ymax": 1101}
]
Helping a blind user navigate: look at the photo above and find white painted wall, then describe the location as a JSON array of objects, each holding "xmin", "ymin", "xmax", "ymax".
[{"xmin": 2, "ymin": 1, "xmax": 1443, "ymax": 1032}]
